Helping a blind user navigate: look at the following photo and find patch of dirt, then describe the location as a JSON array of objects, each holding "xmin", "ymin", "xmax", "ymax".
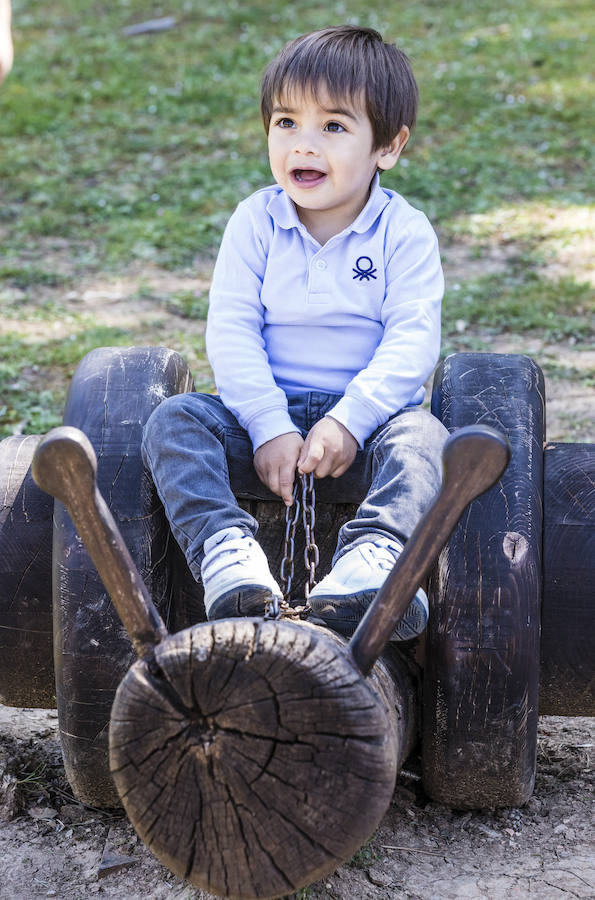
[
  {"xmin": 441, "ymin": 242, "xmax": 521, "ymax": 283},
  {"xmin": 0, "ymin": 707, "xmax": 593, "ymax": 899},
  {"xmin": 474, "ymin": 333, "xmax": 595, "ymax": 443},
  {"xmin": 0, "ymin": 261, "xmax": 208, "ymax": 339},
  {"xmin": 444, "ymin": 205, "xmax": 595, "ymax": 288}
]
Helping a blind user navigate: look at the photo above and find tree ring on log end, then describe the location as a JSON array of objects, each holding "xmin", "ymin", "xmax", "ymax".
[{"xmin": 109, "ymin": 618, "xmax": 398, "ymax": 900}]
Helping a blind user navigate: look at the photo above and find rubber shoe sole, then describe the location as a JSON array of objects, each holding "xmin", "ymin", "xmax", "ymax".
[
  {"xmin": 309, "ymin": 589, "xmax": 428, "ymax": 641},
  {"xmin": 207, "ymin": 585, "xmax": 274, "ymax": 621}
]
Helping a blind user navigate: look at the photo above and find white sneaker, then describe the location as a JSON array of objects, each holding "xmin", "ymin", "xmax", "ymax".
[
  {"xmin": 201, "ymin": 527, "xmax": 282, "ymax": 620},
  {"xmin": 308, "ymin": 536, "xmax": 428, "ymax": 641}
]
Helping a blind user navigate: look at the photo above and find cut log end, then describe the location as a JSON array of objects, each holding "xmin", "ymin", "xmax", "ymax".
[{"xmin": 109, "ymin": 618, "xmax": 400, "ymax": 899}]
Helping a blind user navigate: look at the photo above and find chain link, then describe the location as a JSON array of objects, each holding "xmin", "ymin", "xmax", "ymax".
[
  {"xmin": 301, "ymin": 472, "xmax": 319, "ymax": 602},
  {"xmin": 271, "ymin": 472, "xmax": 319, "ymax": 619},
  {"xmin": 279, "ymin": 478, "xmax": 301, "ymax": 601}
]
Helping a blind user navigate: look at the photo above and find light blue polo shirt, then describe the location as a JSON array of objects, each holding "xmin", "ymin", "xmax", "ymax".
[{"xmin": 206, "ymin": 175, "xmax": 444, "ymax": 450}]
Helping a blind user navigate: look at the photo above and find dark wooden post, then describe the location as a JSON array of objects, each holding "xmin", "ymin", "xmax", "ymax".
[
  {"xmin": 424, "ymin": 352, "xmax": 545, "ymax": 808},
  {"xmin": 539, "ymin": 443, "xmax": 595, "ymax": 715},
  {"xmin": 0, "ymin": 435, "xmax": 54, "ymax": 707},
  {"xmin": 47, "ymin": 346, "xmax": 194, "ymax": 806}
]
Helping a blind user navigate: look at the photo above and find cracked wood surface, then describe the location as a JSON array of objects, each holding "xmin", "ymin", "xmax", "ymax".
[
  {"xmin": 110, "ymin": 618, "xmax": 418, "ymax": 900},
  {"xmin": 52, "ymin": 346, "xmax": 194, "ymax": 806},
  {"xmin": 423, "ymin": 352, "xmax": 545, "ymax": 808},
  {"xmin": 540, "ymin": 442, "xmax": 595, "ymax": 715},
  {"xmin": 0, "ymin": 434, "xmax": 54, "ymax": 707}
]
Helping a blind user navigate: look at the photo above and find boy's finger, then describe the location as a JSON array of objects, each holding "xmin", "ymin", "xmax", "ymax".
[
  {"xmin": 328, "ymin": 460, "xmax": 349, "ymax": 478},
  {"xmin": 263, "ymin": 467, "xmax": 279, "ymax": 499},
  {"xmin": 296, "ymin": 440, "xmax": 310, "ymax": 471},
  {"xmin": 278, "ymin": 463, "xmax": 297, "ymax": 506},
  {"xmin": 298, "ymin": 440, "xmax": 324, "ymax": 474}
]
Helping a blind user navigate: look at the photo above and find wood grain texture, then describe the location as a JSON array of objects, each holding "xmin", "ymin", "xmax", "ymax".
[
  {"xmin": 540, "ymin": 443, "xmax": 595, "ymax": 715},
  {"xmin": 110, "ymin": 618, "xmax": 418, "ymax": 899},
  {"xmin": 0, "ymin": 435, "xmax": 54, "ymax": 706},
  {"xmin": 423, "ymin": 352, "xmax": 544, "ymax": 808},
  {"xmin": 53, "ymin": 346, "xmax": 193, "ymax": 806},
  {"xmin": 33, "ymin": 428, "xmax": 170, "ymax": 659}
]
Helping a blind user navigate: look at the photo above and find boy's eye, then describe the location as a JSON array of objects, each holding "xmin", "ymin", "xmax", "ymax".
[
  {"xmin": 325, "ymin": 121, "xmax": 345, "ymax": 133},
  {"xmin": 276, "ymin": 117, "xmax": 295, "ymax": 128}
]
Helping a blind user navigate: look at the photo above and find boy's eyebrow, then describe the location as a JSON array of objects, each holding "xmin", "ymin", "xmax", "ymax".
[
  {"xmin": 322, "ymin": 106, "xmax": 358, "ymax": 120},
  {"xmin": 272, "ymin": 103, "xmax": 359, "ymax": 120}
]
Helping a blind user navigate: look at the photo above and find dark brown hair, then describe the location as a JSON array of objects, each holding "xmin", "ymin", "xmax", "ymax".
[{"xmin": 260, "ymin": 26, "xmax": 418, "ymax": 150}]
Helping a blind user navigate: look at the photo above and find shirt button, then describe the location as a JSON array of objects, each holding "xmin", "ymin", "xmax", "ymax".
[{"xmin": 315, "ymin": 259, "xmax": 327, "ymax": 270}]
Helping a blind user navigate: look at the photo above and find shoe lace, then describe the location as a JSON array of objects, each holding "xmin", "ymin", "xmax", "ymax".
[{"xmin": 360, "ymin": 543, "xmax": 397, "ymax": 571}]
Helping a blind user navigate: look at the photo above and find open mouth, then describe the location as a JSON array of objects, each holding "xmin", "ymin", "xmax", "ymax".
[{"xmin": 290, "ymin": 168, "xmax": 327, "ymax": 187}]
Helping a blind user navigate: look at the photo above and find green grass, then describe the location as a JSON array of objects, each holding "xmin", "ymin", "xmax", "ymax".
[
  {"xmin": 1, "ymin": 0, "xmax": 593, "ymax": 268},
  {"xmin": 443, "ymin": 274, "xmax": 594, "ymax": 340},
  {"xmin": 163, "ymin": 290, "xmax": 209, "ymax": 320},
  {"xmin": 0, "ymin": 324, "xmax": 135, "ymax": 434},
  {"xmin": 1, "ymin": 0, "xmax": 593, "ymax": 438},
  {"xmin": 347, "ymin": 837, "xmax": 380, "ymax": 869}
]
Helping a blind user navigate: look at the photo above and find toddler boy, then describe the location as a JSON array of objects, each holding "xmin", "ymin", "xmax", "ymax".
[{"xmin": 142, "ymin": 25, "xmax": 448, "ymax": 639}]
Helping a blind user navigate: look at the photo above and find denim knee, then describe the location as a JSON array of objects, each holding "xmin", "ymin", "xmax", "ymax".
[
  {"xmin": 142, "ymin": 392, "xmax": 226, "ymax": 467},
  {"xmin": 142, "ymin": 392, "xmax": 189, "ymax": 468}
]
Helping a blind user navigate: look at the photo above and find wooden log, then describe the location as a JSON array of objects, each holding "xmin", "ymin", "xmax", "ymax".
[
  {"xmin": 539, "ymin": 443, "xmax": 595, "ymax": 716},
  {"xmin": 110, "ymin": 620, "xmax": 418, "ymax": 899},
  {"xmin": 424, "ymin": 352, "xmax": 544, "ymax": 808},
  {"xmin": 0, "ymin": 435, "xmax": 54, "ymax": 707},
  {"xmin": 52, "ymin": 346, "xmax": 194, "ymax": 806}
]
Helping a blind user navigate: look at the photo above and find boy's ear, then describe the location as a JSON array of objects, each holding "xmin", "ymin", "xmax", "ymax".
[{"xmin": 376, "ymin": 126, "xmax": 410, "ymax": 171}]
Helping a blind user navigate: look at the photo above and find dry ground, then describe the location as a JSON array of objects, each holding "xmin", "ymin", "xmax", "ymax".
[{"xmin": 0, "ymin": 708, "xmax": 593, "ymax": 900}]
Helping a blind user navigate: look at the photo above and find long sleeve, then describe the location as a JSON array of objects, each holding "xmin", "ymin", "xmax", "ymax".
[
  {"xmin": 327, "ymin": 218, "xmax": 444, "ymax": 446},
  {"xmin": 205, "ymin": 201, "xmax": 300, "ymax": 451}
]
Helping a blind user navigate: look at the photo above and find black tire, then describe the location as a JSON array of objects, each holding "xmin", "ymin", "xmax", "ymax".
[
  {"xmin": 54, "ymin": 346, "xmax": 193, "ymax": 806},
  {"xmin": 0, "ymin": 435, "xmax": 55, "ymax": 707},
  {"xmin": 424, "ymin": 352, "xmax": 544, "ymax": 808}
]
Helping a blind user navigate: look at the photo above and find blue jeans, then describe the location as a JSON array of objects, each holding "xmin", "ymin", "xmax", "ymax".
[{"xmin": 141, "ymin": 392, "xmax": 448, "ymax": 582}]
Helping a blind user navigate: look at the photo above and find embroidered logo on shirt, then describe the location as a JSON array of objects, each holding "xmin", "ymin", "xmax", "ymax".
[{"xmin": 352, "ymin": 256, "xmax": 377, "ymax": 281}]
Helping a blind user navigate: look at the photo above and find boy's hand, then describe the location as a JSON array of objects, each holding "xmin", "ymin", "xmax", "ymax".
[
  {"xmin": 254, "ymin": 432, "xmax": 304, "ymax": 505},
  {"xmin": 298, "ymin": 416, "xmax": 358, "ymax": 479}
]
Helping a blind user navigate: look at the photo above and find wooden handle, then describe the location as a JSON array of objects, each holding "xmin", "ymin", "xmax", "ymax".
[
  {"xmin": 32, "ymin": 426, "xmax": 168, "ymax": 659},
  {"xmin": 349, "ymin": 425, "xmax": 511, "ymax": 676}
]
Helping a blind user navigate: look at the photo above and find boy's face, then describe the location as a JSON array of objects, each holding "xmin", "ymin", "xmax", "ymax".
[{"xmin": 267, "ymin": 85, "xmax": 408, "ymax": 240}]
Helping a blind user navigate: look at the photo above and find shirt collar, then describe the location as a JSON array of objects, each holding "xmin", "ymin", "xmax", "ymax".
[{"xmin": 266, "ymin": 173, "xmax": 390, "ymax": 238}]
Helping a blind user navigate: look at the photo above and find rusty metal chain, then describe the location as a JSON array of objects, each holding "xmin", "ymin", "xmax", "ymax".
[
  {"xmin": 301, "ymin": 472, "xmax": 318, "ymax": 602},
  {"xmin": 279, "ymin": 477, "xmax": 301, "ymax": 601},
  {"xmin": 266, "ymin": 473, "xmax": 318, "ymax": 620}
]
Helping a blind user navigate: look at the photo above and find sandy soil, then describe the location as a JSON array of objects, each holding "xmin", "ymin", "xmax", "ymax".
[{"xmin": 0, "ymin": 707, "xmax": 593, "ymax": 900}]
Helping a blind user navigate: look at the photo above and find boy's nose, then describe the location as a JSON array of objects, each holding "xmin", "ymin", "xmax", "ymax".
[
  {"xmin": 293, "ymin": 145, "xmax": 320, "ymax": 158},
  {"xmin": 292, "ymin": 132, "xmax": 320, "ymax": 156}
]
